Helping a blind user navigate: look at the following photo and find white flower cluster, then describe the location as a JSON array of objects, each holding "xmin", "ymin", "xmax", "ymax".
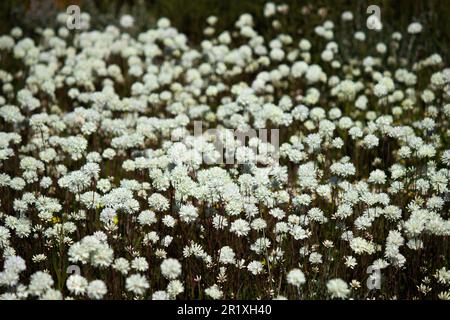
[{"xmin": 0, "ymin": 2, "xmax": 449, "ymax": 300}]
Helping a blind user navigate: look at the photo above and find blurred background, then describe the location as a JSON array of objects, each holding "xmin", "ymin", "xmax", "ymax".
[{"xmin": 0, "ymin": 0, "xmax": 449, "ymax": 62}]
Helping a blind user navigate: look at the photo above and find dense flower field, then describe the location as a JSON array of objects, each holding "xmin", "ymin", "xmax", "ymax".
[{"xmin": 0, "ymin": 2, "xmax": 449, "ymax": 300}]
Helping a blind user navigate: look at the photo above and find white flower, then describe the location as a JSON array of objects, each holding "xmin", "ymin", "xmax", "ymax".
[
  {"xmin": 66, "ymin": 274, "xmax": 88, "ymax": 295},
  {"xmin": 4, "ymin": 255, "xmax": 26, "ymax": 273},
  {"xmin": 148, "ymin": 193, "xmax": 170, "ymax": 211},
  {"xmin": 230, "ymin": 219, "xmax": 250, "ymax": 237},
  {"xmin": 344, "ymin": 256, "xmax": 357, "ymax": 269},
  {"xmin": 152, "ymin": 290, "xmax": 169, "ymax": 300},
  {"xmin": 160, "ymin": 258, "xmax": 182, "ymax": 280},
  {"xmin": 126, "ymin": 274, "xmax": 149, "ymax": 296},
  {"xmin": 368, "ymin": 169, "xmax": 387, "ymax": 184},
  {"xmin": 205, "ymin": 284, "xmax": 223, "ymax": 299},
  {"xmin": 219, "ymin": 246, "xmax": 236, "ymax": 265},
  {"xmin": 138, "ymin": 210, "xmax": 157, "ymax": 226},
  {"xmin": 113, "ymin": 258, "xmax": 130, "ymax": 275},
  {"xmin": 40, "ymin": 289, "xmax": 63, "ymax": 300},
  {"xmin": 350, "ymin": 237, "xmax": 376, "ymax": 255},
  {"xmin": 363, "ymin": 134, "xmax": 379, "ymax": 149},
  {"xmin": 309, "ymin": 252, "xmax": 323, "ymax": 264},
  {"xmin": 120, "ymin": 15, "xmax": 135, "ymax": 28},
  {"xmin": 247, "ymin": 261, "xmax": 264, "ymax": 275},
  {"xmin": 28, "ymin": 272, "xmax": 54, "ymax": 297},
  {"xmin": 131, "ymin": 257, "xmax": 149, "ymax": 272},
  {"xmin": 287, "ymin": 268, "xmax": 306, "ymax": 287},
  {"xmin": 179, "ymin": 204, "xmax": 198, "ymax": 223},
  {"xmin": 407, "ymin": 22, "xmax": 423, "ymax": 34},
  {"xmin": 68, "ymin": 235, "xmax": 114, "ymax": 267},
  {"xmin": 87, "ymin": 280, "xmax": 107, "ymax": 299},
  {"xmin": 341, "ymin": 11, "xmax": 353, "ymax": 21},
  {"xmin": 100, "ymin": 208, "xmax": 116, "ymax": 224},
  {"xmin": 327, "ymin": 278, "xmax": 350, "ymax": 299},
  {"xmin": 167, "ymin": 280, "xmax": 184, "ymax": 297}
]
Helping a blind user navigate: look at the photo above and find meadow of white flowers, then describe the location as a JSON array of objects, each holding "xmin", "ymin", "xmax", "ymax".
[{"xmin": 0, "ymin": 2, "xmax": 449, "ymax": 300}]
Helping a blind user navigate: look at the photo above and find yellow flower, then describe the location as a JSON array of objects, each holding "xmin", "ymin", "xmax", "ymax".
[
  {"xmin": 113, "ymin": 215, "xmax": 119, "ymax": 225},
  {"xmin": 52, "ymin": 216, "xmax": 61, "ymax": 224}
]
